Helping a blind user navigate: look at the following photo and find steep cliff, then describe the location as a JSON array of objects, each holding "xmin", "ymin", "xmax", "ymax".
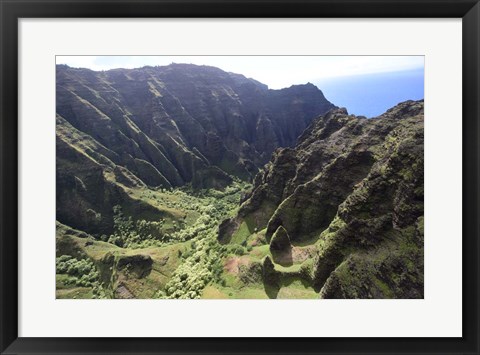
[
  {"xmin": 220, "ymin": 100, "xmax": 424, "ymax": 298},
  {"xmin": 56, "ymin": 64, "xmax": 335, "ymax": 234}
]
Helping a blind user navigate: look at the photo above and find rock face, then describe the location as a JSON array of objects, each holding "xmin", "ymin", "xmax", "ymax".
[
  {"xmin": 224, "ymin": 100, "xmax": 424, "ymax": 298},
  {"xmin": 116, "ymin": 254, "xmax": 153, "ymax": 279},
  {"xmin": 56, "ymin": 118, "xmax": 167, "ymax": 235},
  {"xmin": 56, "ymin": 64, "xmax": 335, "ymax": 235},
  {"xmin": 57, "ymin": 64, "xmax": 335, "ymax": 184},
  {"xmin": 262, "ymin": 255, "xmax": 279, "ymax": 287},
  {"xmin": 269, "ymin": 226, "xmax": 291, "ymax": 252}
]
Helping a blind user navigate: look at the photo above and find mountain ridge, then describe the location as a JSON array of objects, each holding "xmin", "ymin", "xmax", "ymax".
[
  {"xmin": 56, "ymin": 63, "xmax": 335, "ymax": 235},
  {"xmin": 219, "ymin": 99, "xmax": 424, "ymax": 298}
]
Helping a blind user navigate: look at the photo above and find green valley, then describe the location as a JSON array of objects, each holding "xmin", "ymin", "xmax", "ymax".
[
  {"xmin": 57, "ymin": 180, "xmax": 317, "ymax": 299},
  {"xmin": 56, "ymin": 62, "xmax": 424, "ymax": 299}
]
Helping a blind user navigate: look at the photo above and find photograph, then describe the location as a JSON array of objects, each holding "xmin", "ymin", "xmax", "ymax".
[
  {"xmin": 3, "ymin": 1, "xmax": 478, "ymax": 352},
  {"xmin": 55, "ymin": 55, "xmax": 424, "ymax": 299}
]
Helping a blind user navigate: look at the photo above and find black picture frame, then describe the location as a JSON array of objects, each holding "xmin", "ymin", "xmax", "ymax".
[{"xmin": 1, "ymin": 1, "xmax": 479, "ymax": 354}]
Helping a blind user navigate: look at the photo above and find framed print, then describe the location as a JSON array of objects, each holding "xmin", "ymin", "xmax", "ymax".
[{"xmin": 1, "ymin": 0, "xmax": 479, "ymax": 354}]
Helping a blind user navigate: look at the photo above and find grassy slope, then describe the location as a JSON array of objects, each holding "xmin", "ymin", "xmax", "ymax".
[{"xmin": 56, "ymin": 181, "xmax": 320, "ymax": 299}]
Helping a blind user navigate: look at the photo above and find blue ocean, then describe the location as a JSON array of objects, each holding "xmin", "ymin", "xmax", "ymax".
[{"xmin": 315, "ymin": 68, "xmax": 424, "ymax": 118}]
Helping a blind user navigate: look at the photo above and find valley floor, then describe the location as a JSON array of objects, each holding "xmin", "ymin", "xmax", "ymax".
[{"xmin": 56, "ymin": 181, "xmax": 319, "ymax": 299}]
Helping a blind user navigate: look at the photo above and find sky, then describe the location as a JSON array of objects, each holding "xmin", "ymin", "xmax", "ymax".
[
  {"xmin": 56, "ymin": 55, "xmax": 424, "ymax": 117},
  {"xmin": 315, "ymin": 68, "xmax": 424, "ymax": 117}
]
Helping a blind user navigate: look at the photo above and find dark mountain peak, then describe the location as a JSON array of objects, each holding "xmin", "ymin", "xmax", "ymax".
[
  {"xmin": 56, "ymin": 63, "xmax": 336, "ymax": 235},
  {"xmin": 316, "ymin": 106, "xmax": 351, "ymax": 125},
  {"xmin": 56, "ymin": 64, "xmax": 70, "ymax": 70},
  {"xmin": 333, "ymin": 106, "xmax": 349, "ymax": 114},
  {"xmin": 160, "ymin": 62, "xmax": 231, "ymax": 77},
  {"xmin": 300, "ymin": 82, "xmax": 318, "ymax": 90},
  {"xmin": 220, "ymin": 100, "xmax": 424, "ymax": 298},
  {"xmin": 379, "ymin": 99, "xmax": 424, "ymax": 120},
  {"xmin": 296, "ymin": 106, "xmax": 350, "ymax": 146},
  {"xmin": 268, "ymin": 83, "xmax": 332, "ymax": 113},
  {"xmin": 274, "ymin": 82, "xmax": 322, "ymax": 94}
]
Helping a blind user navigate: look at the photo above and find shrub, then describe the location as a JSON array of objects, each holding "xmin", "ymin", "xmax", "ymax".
[
  {"xmin": 106, "ymin": 205, "xmax": 166, "ymax": 248},
  {"xmin": 56, "ymin": 255, "xmax": 103, "ymax": 293}
]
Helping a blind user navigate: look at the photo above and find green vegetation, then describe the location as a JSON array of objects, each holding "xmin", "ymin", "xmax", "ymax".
[
  {"xmin": 56, "ymin": 179, "xmax": 324, "ymax": 299},
  {"xmin": 107, "ymin": 205, "xmax": 166, "ymax": 248},
  {"xmin": 56, "ymin": 255, "xmax": 107, "ymax": 299},
  {"xmin": 56, "ymin": 64, "xmax": 424, "ymax": 300}
]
